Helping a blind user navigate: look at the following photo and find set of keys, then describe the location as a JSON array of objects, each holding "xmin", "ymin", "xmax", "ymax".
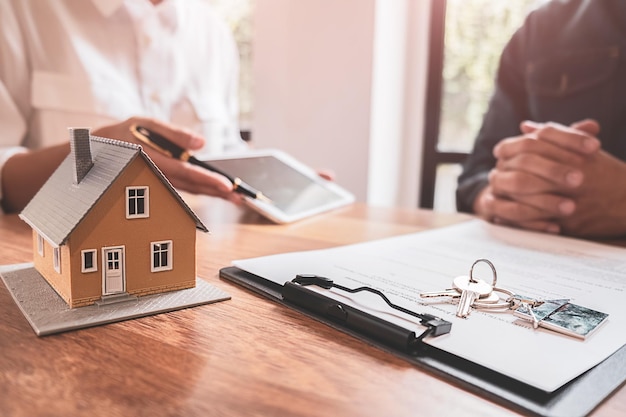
[
  {"xmin": 419, "ymin": 258, "xmax": 610, "ymax": 339},
  {"xmin": 419, "ymin": 259, "xmax": 544, "ymax": 323}
]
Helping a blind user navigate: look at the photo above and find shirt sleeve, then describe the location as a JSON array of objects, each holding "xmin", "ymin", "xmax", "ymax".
[
  {"xmin": 0, "ymin": 145, "xmax": 29, "ymax": 212},
  {"xmin": 0, "ymin": 80, "xmax": 28, "ymax": 211},
  {"xmin": 0, "ymin": 2, "xmax": 29, "ymax": 212}
]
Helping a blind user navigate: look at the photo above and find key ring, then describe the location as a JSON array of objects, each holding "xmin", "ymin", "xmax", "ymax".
[
  {"xmin": 472, "ymin": 287, "xmax": 514, "ymax": 310},
  {"xmin": 469, "ymin": 258, "xmax": 497, "ymax": 287}
]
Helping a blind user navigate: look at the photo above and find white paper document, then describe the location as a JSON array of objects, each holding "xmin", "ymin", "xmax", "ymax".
[{"xmin": 233, "ymin": 220, "xmax": 626, "ymax": 392}]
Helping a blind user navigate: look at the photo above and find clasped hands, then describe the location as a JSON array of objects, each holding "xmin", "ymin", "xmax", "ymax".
[{"xmin": 473, "ymin": 119, "xmax": 626, "ymax": 238}]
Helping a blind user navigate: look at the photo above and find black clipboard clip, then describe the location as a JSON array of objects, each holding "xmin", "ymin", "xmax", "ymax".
[{"xmin": 281, "ymin": 274, "xmax": 452, "ymax": 355}]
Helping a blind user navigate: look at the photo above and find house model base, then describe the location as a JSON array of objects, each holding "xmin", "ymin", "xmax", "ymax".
[{"xmin": 0, "ymin": 263, "xmax": 230, "ymax": 336}]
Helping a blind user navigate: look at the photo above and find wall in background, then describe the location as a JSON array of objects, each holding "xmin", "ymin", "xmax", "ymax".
[{"xmin": 252, "ymin": 0, "xmax": 431, "ymax": 206}]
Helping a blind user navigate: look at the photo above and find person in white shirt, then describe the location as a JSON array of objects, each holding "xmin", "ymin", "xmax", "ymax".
[{"xmin": 0, "ymin": 0, "xmax": 247, "ymax": 213}]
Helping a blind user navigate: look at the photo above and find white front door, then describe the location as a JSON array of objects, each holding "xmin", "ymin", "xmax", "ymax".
[{"xmin": 103, "ymin": 246, "xmax": 125, "ymax": 294}]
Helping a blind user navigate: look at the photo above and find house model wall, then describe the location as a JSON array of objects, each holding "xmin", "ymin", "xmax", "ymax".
[{"xmin": 19, "ymin": 128, "xmax": 208, "ymax": 308}]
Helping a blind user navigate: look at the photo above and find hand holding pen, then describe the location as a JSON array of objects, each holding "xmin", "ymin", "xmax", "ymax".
[{"xmin": 129, "ymin": 124, "xmax": 272, "ymax": 204}]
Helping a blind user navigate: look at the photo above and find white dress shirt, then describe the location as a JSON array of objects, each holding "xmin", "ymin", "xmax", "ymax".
[{"xmin": 0, "ymin": 0, "xmax": 245, "ymax": 202}]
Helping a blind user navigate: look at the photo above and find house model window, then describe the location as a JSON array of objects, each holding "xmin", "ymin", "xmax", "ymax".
[
  {"xmin": 37, "ymin": 234, "xmax": 44, "ymax": 256},
  {"xmin": 81, "ymin": 249, "xmax": 98, "ymax": 273},
  {"xmin": 151, "ymin": 240, "xmax": 173, "ymax": 272},
  {"xmin": 126, "ymin": 186, "xmax": 149, "ymax": 218},
  {"xmin": 53, "ymin": 247, "xmax": 61, "ymax": 273}
]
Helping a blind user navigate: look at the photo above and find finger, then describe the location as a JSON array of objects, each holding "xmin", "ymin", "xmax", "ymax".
[
  {"xmin": 492, "ymin": 216, "xmax": 561, "ymax": 234},
  {"xmin": 519, "ymin": 120, "xmax": 542, "ymax": 134},
  {"xmin": 570, "ymin": 119, "xmax": 600, "ymax": 136},
  {"xmin": 226, "ymin": 193, "xmax": 246, "ymax": 205},
  {"xmin": 152, "ymin": 154, "xmax": 234, "ymax": 196},
  {"xmin": 129, "ymin": 117, "xmax": 206, "ymax": 151},
  {"xmin": 521, "ymin": 119, "xmax": 600, "ymax": 138},
  {"xmin": 483, "ymin": 194, "xmax": 561, "ymax": 233},
  {"xmin": 505, "ymin": 192, "xmax": 576, "ymax": 217},
  {"xmin": 495, "ymin": 153, "xmax": 583, "ymax": 189},
  {"xmin": 534, "ymin": 122, "xmax": 600, "ymax": 155},
  {"xmin": 489, "ymin": 169, "xmax": 567, "ymax": 196},
  {"xmin": 316, "ymin": 168, "xmax": 335, "ymax": 181},
  {"xmin": 494, "ymin": 135, "xmax": 586, "ymax": 166}
]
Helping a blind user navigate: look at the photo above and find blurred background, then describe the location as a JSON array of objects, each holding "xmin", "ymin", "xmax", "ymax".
[{"xmin": 209, "ymin": 0, "xmax": 544, "ymax": 212}]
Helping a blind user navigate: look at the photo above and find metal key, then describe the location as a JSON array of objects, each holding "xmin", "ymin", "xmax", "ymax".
[
  {"xmin": 420, "ymin": 287, "xmax": 500, "ymax": 303},
  {"xmin": 454, "ymin": 275, "xmax": 493, "ymax": 318},
  {"xmin": 420, "ymin": 288, "xmax": 462, "ymax": 299},
  {"xmin": 455, "ymin": 258, "xmax": 499, "ymax": 318}
]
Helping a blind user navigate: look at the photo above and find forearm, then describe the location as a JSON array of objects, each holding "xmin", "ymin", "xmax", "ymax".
[
  {"xmin": 1, "ymin": 143, "xmax": 69, "ymax": 213},
  {"xmin": 457, "ymin": 22, "xmax": 529, "ymax": 213},
  {"xmin": 456, "ymin": 171, "xmax": 489, "ymax": 213}
]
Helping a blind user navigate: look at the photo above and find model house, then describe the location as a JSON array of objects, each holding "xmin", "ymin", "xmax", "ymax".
[{"xmin": 19, "ymin": 128, "xmax": 208, "ymax": 308}]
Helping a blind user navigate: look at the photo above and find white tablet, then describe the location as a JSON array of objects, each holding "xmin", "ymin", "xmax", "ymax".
[{"xmin": 201, "ymin": 149, "xmax": 355, "ymax": 223}]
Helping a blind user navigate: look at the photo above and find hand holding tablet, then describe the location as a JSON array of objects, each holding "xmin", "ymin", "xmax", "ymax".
[
  {"xmin": 130, "ymin": 125, "xmax": 354, "ymax": 223},
  {"xmin": 130, "ymin": 125, "xmax": 273, "ymax": 203},
  {"xmin": 202, "ymin": 149, "xmax": 355, "ymax": 223}
]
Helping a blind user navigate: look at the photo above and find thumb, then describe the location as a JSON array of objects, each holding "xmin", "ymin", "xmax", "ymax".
[
  {"xmin": 521, "ymin": 119, "xmax": 601, "ymax": 137},
  {"xmin": 520, "ymin": 120, "xmax": 543, "ymax": 134}
]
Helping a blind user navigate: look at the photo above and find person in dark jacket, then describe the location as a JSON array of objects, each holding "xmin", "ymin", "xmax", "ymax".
[{"xmin": 456, "ymin": 0, "xmax": 626, "ymax": 238}]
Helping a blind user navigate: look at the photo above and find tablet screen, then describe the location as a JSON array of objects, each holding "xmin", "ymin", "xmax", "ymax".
[{"xmin": 206, "ymin": 155, "xmax": 348, "ymax": 216}]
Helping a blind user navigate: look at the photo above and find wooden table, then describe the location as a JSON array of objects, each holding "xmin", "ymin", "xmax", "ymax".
[{"xmin": 1, "ymin": 197, "xmax": 624, "ymax": 417}]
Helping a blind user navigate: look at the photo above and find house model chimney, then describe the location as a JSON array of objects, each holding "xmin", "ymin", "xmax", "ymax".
[{"xmin": 69, "ymin": 128, "xmax": 94, "ymax": 184}]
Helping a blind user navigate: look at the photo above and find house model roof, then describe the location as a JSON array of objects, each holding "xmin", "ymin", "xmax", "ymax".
[{"xmin": 20, "ymin": 133, "xmax": 208, "ymax": 246}]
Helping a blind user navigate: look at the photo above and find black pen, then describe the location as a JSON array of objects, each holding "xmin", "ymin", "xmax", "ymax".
[{"xmin": 130, "ymin": 124, "xmax": 272, "ymax": 204}]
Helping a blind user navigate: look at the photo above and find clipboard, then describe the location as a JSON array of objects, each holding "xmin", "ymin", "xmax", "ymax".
[{"xmin": 220, "ymin": 266, "xmax": 626, "ymax": 417}]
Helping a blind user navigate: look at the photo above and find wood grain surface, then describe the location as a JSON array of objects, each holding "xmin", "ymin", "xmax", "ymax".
[{"xmin": 1, "ymin": 197, "xmax": 624, "ymax": 417}]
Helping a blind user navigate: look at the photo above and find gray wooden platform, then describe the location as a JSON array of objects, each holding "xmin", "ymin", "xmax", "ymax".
[{"xmin": 0, "ymin": 263, "xmax": 230, "ymax": 336}]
